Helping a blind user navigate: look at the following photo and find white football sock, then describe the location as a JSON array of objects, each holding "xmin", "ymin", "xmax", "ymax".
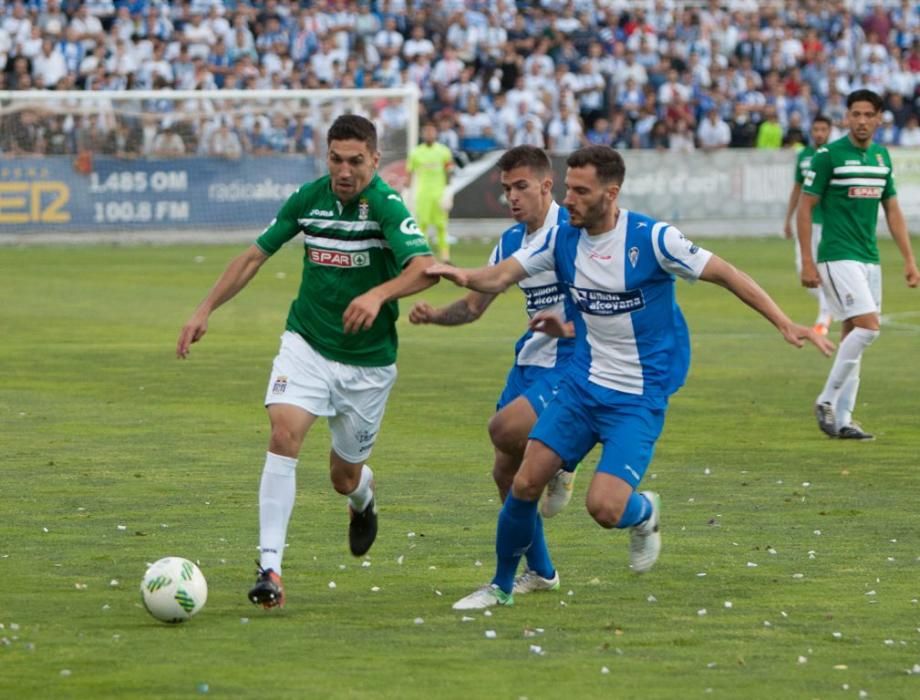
[
  {"xmin": 259, "ymin": 452, "xmax": 298, "ymax": 574},
  {"xmin": 835, "ymin": 368, "xmax": 860, "ymax": 430},
  {"xmin": 816, "ymin": 289, "xmax": 832, "ymax": 328},
  {"xmin": 347, "ymin": 464, "xmax": 374, "ymax": 512},
  {"xmin": 817, "ymin": 328, "xmax": 878, "ymax": 406}
]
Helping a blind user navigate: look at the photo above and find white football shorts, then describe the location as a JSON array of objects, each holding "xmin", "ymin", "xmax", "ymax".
[
  {"xmin": 264, "ymin": 331, "xmax": 397, "ymax": 463},
  {"xmin": 818, "ymin": 260, "xmax": 882, "ymax": 321}
]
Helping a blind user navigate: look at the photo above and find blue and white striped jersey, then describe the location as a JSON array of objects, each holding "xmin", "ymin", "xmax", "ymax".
[
  {"xmin": 513, "ymin": 209, "xmax": 713, "ymax": 400},
  {"xmin": 489, "ymin": 202, "xmax": 574, "ymax": 369}
]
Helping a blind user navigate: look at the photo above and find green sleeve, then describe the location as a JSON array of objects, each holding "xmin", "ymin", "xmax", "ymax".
[
  {"xmin": 794, "ymin": 150, "xmax": 806, "ymax": 184},
  {"xmin": 802, "ymin": 147, "xmax": 830, "ymax": 199},
  {"xmin": 255, "ymin": 187, "xmax": 306, "ymax": 255},
  {"xmin": 883, "ymin": 152, "xmax": 897, "ymax": 200},
  {"xmin": 376, "ymin": 192, "xmax": 432, "ymax": 267}
]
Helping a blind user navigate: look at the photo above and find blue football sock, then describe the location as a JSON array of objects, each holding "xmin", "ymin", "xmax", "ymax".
[
  {"xmin": 524, "ymin": 514, "xmax": 555, "ymax": 580},
  {"xmin": 492, "ymin": 494, "xmax": 538, "ymax": 593},
  {"xmin": 615, "ymin": 491, "xmax": 651, "ymax": 529}
]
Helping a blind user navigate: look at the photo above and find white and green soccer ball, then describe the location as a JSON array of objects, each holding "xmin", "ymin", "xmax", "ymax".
[{"xmin": 140, "ymin": 557, "xmax": 208, "ymax": 623}]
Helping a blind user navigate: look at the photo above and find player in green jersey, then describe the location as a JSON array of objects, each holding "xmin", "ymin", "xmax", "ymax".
[
  {"xmin": 406, "ymin": 123, "xmax": 455, "ymax": 262},
  {"xmin": 797, "ymin": 89, "xmax": 920, "ymax": 440},
  {"xmin": 176, "ymin": 115, "xmax": 436, "ymax": 608},
  {"xmin": 783, "ymin": 114, "xmax": 833, "ymax": 336}
]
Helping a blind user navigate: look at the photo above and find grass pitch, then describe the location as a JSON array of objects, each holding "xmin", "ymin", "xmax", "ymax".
[{"xmin": 1, "ymin": 237, "xmax": 919, "ymax": 699}]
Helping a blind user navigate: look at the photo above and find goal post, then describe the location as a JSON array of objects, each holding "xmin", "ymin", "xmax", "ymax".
[{"xmin": 0, "ymin": 86, "xmax": 419, "ymax": 237}]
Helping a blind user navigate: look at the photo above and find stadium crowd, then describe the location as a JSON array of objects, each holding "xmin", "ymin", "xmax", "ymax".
[{"xmin": 2, "ymin": 0, "xmax": 920, "ymax": 160}]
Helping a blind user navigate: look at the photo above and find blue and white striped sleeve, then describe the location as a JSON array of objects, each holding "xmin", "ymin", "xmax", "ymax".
[{"xmin": 651, "ymin": 224, "xmax": 712, "ymax": 281}]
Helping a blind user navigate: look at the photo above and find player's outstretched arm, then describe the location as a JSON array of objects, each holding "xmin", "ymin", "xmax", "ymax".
[
  {"xmin": 795, "ymin": 194, "xmax": 821, "ymax": 288},
  {"xmin": 426, "ymin": 256, "xmax": 528, "ymax": 294},
  {"xmin": 176, "ymin": 244, "xmax": 269, "ymax": 359},
  {"xmin": 409, "ymin": 290, "xmax": 497, "ymax": 326},
  {"xmin": 700, "ymin": 254, "xmax": 835, "ymax": 357},
  {"xmin": 881, "ymin": 197, "xmax": 920, "ymax": 287},
  {"xmin": 343, "ymin": 254, "xmax": 438, "ymax": 334}
]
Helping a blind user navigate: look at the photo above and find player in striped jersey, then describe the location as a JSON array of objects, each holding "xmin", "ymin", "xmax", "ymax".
[
  {"xmin": 783, "ymin": 114, "xmax": 833, "ymax": 336},
  {"xmin": 409, "ymin": 146, "xmax": 574, "ymax": 596},
  {"xmin": 431, "ymin": 146, "xmax": 833, "ymax": 610},
  {"xmin": 798, "ymin": 89, "xmax": 920, "ymax": 440},
  {"xmin": 177, "ymin": 115, "xmax": 436, "ymax": 608}
]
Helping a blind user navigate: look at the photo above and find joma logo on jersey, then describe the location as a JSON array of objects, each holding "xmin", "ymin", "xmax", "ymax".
[
  {"xmin": 848, "ymin": 186, "xmax": 882, "ymax": 199},
  {"xmin": 309, "ymin": 248, "xmax": 371, "ymax": 267},
  {"xmin": 309, "ymin": 208, "xmax": 335, "ymax": 217}
]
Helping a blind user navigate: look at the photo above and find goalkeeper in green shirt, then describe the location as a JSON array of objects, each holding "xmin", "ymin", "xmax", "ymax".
[
  {"xmin": 407, "ymin": 123, "xmax": 455, "ymax": 262},
  {"xmin": 177, "ymin": 115, "xmax": 436, "ymax": 609}
]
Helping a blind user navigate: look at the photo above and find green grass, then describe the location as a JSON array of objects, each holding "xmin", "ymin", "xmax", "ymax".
[{"xmin": 1, "ymin": 238, "xmax": 919, "ymax": 699}]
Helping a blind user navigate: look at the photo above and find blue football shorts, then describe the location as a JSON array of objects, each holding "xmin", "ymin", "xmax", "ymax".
[
  {"xmin": 496, "ymin": 364, "xmax": 566, "ymax": 416},
  {"xmin": 529, "ymin": 375, "xmax": 667, "ymax": 487}
]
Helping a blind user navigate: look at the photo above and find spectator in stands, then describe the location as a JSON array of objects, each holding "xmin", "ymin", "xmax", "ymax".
[
  {"xmin": 152, "ymin": 124, "xmax": 187, "ymax": 158},
  {"xmin": 547, "ymin": 104, "xmax": 584, "ymax": 155},
  {"xmin": 729, "ymin": 103, "xmax": 758, "ymax": 148},
  {"xmin": 103, "ymin": 120, "xmax": 142, "ymax": 159},
  {"xmin": 697, "ymin": 106, "xmax": 732, "ymax": 152},
  {"xmin": 899, "ymin": 115, "xmax": 920, "ymax": 146},
  {"xmin": 756, "ymin": 105, "xmax": 783, "ymax": 149}
]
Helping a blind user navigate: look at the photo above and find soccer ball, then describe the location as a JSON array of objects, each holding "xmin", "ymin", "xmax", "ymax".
[{"xmin": 140, "ymin": 557, "xmax": 208, "ymax": 623}]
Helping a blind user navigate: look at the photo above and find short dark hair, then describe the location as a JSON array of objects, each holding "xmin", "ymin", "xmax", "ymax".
[
  {"xmin": 566, "ymin": 145, "xmax": 626, "ymax": 186},
  {"xmin": 497, "ymin": 145, "xmax": 552, "ymax": 176},
  {"xmin": 846, "ymin": 89, "xmax": 883, "ymax": 112},
  {"xmin": 327, "ymin": 114, "xmax": 377, "ymax": 151},
  {"xmin": 812, "ymin": 114, "xmax": 832, "ymax": 126}
]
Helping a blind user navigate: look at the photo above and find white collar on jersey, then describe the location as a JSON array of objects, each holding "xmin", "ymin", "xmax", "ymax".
[{"xmin": 524, "ymin": 200, "xmax": 561, "ymax": 243}]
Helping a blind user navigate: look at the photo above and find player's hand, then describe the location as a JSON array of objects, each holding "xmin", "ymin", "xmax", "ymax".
[
  {"xmin": 783, "ymin": 220, "xmax": 793, "ymax": 239},
  {"xmin": 905, "ymin": 261, "xmax": 920, "ymax": 288},
  {"xmin": 177, "ymin": 311, "xmax": 209, "ymax": 359},
  {"xmin": 800, "ymin": 259, "xmax": 821, "ymax": 288},
  {"xmin": 343, "ymin": 290, "xmax": 384, "ymax": 333},
  {"xmin": 425, "ymin": 263, "xmax": 469, "ymax": 287},
  {"xmin": 529, "ymin": 311, "xmax": 575, "ymax": 338},
  {"xmin": 408, "ymin": 301, "xmax": 436, "ymax": 324},
  {"xmin": 781, "ymin": 322, "xmax": 835, "ymax": 357}
]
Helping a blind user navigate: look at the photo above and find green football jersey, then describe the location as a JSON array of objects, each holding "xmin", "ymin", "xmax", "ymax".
[
  {"xmin": 802, "ymin": 135, "xmax": 896, "ymax": 264},
  {"xmin": 794, "ymin": 145, "xmax": 823, "ymax": 225},
  {"xmin": 406, "ymin": 142, "xmax": 452, "ymax": 195},
  {"xmin": 256, "ymin": 174, "xmax": 432, "ymax": 367}
]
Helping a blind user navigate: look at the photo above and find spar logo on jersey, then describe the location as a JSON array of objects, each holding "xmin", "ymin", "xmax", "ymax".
[
  {"xmin": 570, "ymin": 287, "xmax": 645, "ymax": 316},
  {"xmin": 399, "ymin": 217, "xmax": 423, "ymax": 236},
  {"xmin": 848, "ymin": 186, "xmax": 883, "ymax": 199},
  {"xmin": 308, "ymin": 247, "xmax": 371, "ymax": 267},
  {"xmin": 272, "ymin": 376, "xmax": 288, "ymax": 394}
]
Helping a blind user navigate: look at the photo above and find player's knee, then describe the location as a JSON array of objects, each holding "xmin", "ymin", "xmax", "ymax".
[
  {"xmin": 268, "ymin": 425, "xmax": 302, "ymax": 456},
  {"xmin": 510, "ymin": 471, "xmax": 543, "ymax": 502},
  {"xmin": 586, "ymin": 495, "xmax": 623, "ymax": 529},
  {"xmin": 488, "ymin": 415, "xmax": 525, "ymax": 455}
]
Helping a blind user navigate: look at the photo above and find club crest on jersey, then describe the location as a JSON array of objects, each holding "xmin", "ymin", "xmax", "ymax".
[
  {"xmin": 272, "ymin": 376, "xmax": 288, "ymax": 394},
  {"xmin": 358, "ymin": 198, "xmax": 369, "ymax": 221},
  {"xmin": 628, "ymin": 246, "xmax": 639, "ymax": 267},
  {"xmin": 309, "ymin": 247, "xmax": 371, "ymax": 267},
  {"xmin": 876, "ymin": 153, "xmax": 885, "ymax": 167}
]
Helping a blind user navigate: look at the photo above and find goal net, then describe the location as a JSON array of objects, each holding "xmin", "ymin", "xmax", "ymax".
[{"xmin": 0, "ymin": 86, "xmax": 418, "ymax": 238}]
